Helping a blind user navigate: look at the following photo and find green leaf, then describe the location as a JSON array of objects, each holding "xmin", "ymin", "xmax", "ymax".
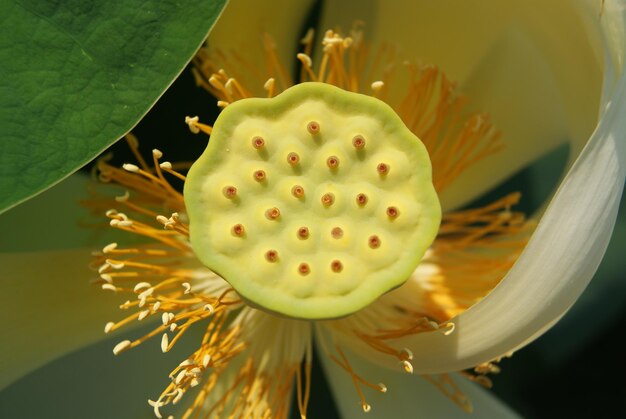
[{"xmin": 0, "ymin": 0, "xmax": 228, "ymax": 213}]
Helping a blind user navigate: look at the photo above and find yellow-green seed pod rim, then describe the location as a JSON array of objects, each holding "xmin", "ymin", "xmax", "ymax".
[{"xmin": 185, "ymin": 82, "xmax": 441, "ymax": 319}]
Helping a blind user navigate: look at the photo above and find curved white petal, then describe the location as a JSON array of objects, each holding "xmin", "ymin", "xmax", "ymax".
[
  {"xmin": 0, "ymin": 248, "xmax": 119, "ymax": 390},
  {"xmin": 318, "ymin": 0, "xmax": 603, "ymax": 209},
  {"xmin": 317, "ymin": 345, "xmax": 520, "ymax": 419},
  {"xmin": 0, "ymin": 174, "xmax": 122, "ymax": 252},
  {"xmin": 391, "ymin": 9, "xmax": 626, "ymax": 373},
  {"xmin": 0, "ymin": 327, "xmax": 185, "ymax": 418}
]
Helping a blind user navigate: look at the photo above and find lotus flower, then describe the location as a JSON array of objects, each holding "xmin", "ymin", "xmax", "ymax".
[{"xmin": 1, "ymin": 1, "xmax": 624, "ymax": 418}]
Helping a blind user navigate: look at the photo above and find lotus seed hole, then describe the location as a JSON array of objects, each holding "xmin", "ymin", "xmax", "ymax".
[
  {"xmin": 222, "ymin": 186, "xmax": 237, "ymax": 199},
  {"xmin": 327, "ymin": 156, "xmax": 339, "ymax": 169},
  {"xmin": 292, "ymin": 185, "xmax": 305, "ymax": 198},
  {"xmin": 387, "ymin": 206, "xmax": 399, "ymax": 219},
  {"xmin": 252, "ymin": 136, "xmax": 265, "ymax": 149},
  {"xmin": 331, "ymin": 260, "xmax": 343, "ymax": 273},
  {"xmin": 266, "ymin": 207, "xmax": 281, "ymax": 220},
  {"xmin": 368, "ymin": 235, "xmax": 381, "ymax": 249},
  {"xmin": 253, "ymin": 170, "xmax": 266, "ymax": 182},
  {"xmin": 287, "ymin": 152, "xmax": 300, "ymax": 166},
  {"xmin": 352, "ymin": 135, "xmax": 366, "ymax": 149},
  {"xmin": 232, "ymin": 224, "xmax": 245, "ymax": 237},
  {"xmin": 298, "ymin": 263, "xmax": 311, "ymax": 275},
  {"xmin": 377, "ymin": 163, "xmax": 389, "ymax": 175},
  {"xmin": 321, "ymin": 193, "xmax": 335, "ymax": 207},
  {"xmin": 356, "ymin": 193, "xmax": 368, "ymax": 206},
  {"xmin": 297, "ymin": 227, "xmax": 310, "ymax": 239},
  {"xmin": 265, "ymin": 250, "xmax": 278, "ymax": 262},
  {"xmin": 331, "ymin": 227, "xmax": 344, "ymax": 239},
  {"xmin": 307, "ymin": 121, "xmax": 320, "ymax": 135}
]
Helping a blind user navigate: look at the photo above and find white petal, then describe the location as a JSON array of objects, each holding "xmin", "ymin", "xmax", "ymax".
[
  {"xmin": 393, "ymin": 48, "xmax": 626, "ymax": 373},
  {"xmin": 0, "ymin": 174, "xmax": 125, "ymax": 252},
  {"xmin": 318, "ymin": 1, "xmax": 603, "ymax": 208},
  {"xmin": 0, "ymin": 328, "xmax": 187, "ymax": 418},
  {"xmin": 318, "ymin": 344, "xmax": 520, "ymax": 418},
  {"xmin": 0, "ymin": 248, "xmax": 119, "ymax": 389}
]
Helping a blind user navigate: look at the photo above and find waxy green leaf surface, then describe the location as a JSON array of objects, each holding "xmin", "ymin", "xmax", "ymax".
[{"xmin": 0, "ymin": 0, "xmax": 228, "ymax": 213}]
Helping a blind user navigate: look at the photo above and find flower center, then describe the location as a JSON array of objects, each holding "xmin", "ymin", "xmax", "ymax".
[{"xmin": 184, "ymin": 82, "xmax": 441, "ymax": 319}]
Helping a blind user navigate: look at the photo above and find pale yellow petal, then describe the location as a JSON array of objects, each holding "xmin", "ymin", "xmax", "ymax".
[
  {"xmin": 319, "ymin": 0, "xmax": 603, "ymax": 208},
  {"xmin": 0, "ymin": 174, "xmax": 122, "ymax": 252},
  {"xmin": 394, "ymin": 62, "xmax": 625, "ymax": 373},
  {"xmin": 0, "ymin": 248, "xmax": 119, "ymax": 389},
  {"xmin": 318, "ymin": 344, "xmax": 521, "ymax": 418},
  {"xmin": 205, "ymin": 0, "xmax": 316, "ymax": 94}
]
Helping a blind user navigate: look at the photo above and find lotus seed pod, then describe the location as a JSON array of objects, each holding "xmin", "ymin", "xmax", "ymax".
[{"xmin": 185, "ymin": 82, "xmax": 441, "ymax": 319}]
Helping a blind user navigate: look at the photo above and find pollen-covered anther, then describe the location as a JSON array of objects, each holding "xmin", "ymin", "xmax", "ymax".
[
  {"xmin": 152, "ymin": 149, "xmax": 163, "ymax": 159},
  {"xmin": 102, "ymin": 243, "xmax": 118, "ymax": 253},
  {"xmin": 401, "ymin": 360, "xmax": 414, "ymax": 374},
  {"xmin": 297, "ymin": 227, "xmax": 310, "ymax": 239},
  {"xmin": 291, "ymin": 185, "xmax": 305, "ymax": 198},
  {"xmin": 266, "ymin": 207, "xmax": 281, "ymax": 220},
  {"xmin": 331, "ymin": 227, "xmax": 344, "ymax": 239},
  {"xmin": 331, "ymin": 260, "xmax": 343, "ymax": 273},
  {"xmin": 326, "ymin": 156, "xmax": 339, "ymax": 169},
  {"xmin": 161, "ymin": 333, "xmax": 169, "ymax": 353},
  {"xmin": 321, "ymin": 193, "xmax": 335, "ymax": 207},
  {"xmin": 307, "ymin": 121, "xmax": 320, "ymax": 135},
  {"xmin": 222, "ymin": 186, "xmax": 237, "ymax": 199},
  {"xmin": 253, "ymin": 169, "xmax": 266, "ymax": 182},
  {"xmin": 112, "ymin": 340, "xmax": 132, "ymax": 355},
  {"xmin": 265, "ymin": 249, "xmax": 279, "ymax": 262},
  {"xmin": 287, "ymin": 152, "xmax": 300, "ymax": 166},
  {"xmin": 378, "ymin": 383, "xmax": 388, "ymax": 393},
  {"xmin": 185, "ymin": 116, "xmax": 200, "ymax": 134},
  {"xmin": 352, "ymin": 135, "xmax": 366, "ymax": 149},
  {"xmin": 298, "ymin": 263, "xmax": 311, "ymax": 275},
  {"xmin": 122, "ymin": 163, "xmax": 140, "ymax": 173},
  {"xmin": 377, "ymin": 163, "xmax": 389, "ymax": 175},
  {"xmin": 232, "ymin": 224, "xmax": 245, "ymax": 236},
  {"xmin": 182, "ymin": 282, "xmax": 192, "ymax": 294},
  {"xmin": 133, "ymin": 282, "xmax": 152, "ymax": 292},
  {"xmin": 356, "ymin": 193, "xmax": 368, "ymax": 206},
  {"xmin": 386, "ymin": 206, "xmax": 399, "ymax": 219},
  {"xmin": 104, "ymin": 321, "xmax": 115, "ymax": 334},
  {"xmin": 252, "ymin": 136, "xmax": 265, "ymax": 149},
  {"xmin": 371, "ymin": 80, "xmax": 384, "ymax": 94},
  {"xmin": 368, "ymin": 235, "xmax": 381, "ymax": 249}
]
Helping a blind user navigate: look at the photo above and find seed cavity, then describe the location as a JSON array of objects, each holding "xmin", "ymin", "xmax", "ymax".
[
  {"xmin": 298, "ymin": 263, "xmax": 311, "ymax": 275},
  {"xmin": 352, "ymin": 135, "xmax": 366, "ymax": 149},
  {"xmin": 368, "ymin": 235, "xmax": 381, "ymax": 248},
  {"xmin": 287, "ymin": 152, "xmax": 300, "ymax": 166},
  {"xmin": 297, "ymin": 227, "xmax": 310, "ymax": 239},
  {"xmin": 222, "ymin": 186, "xmax": 237, "ymax": 199},
  {"xmin": 377, "ymin": 163, "xmax": 389, "ymax": 175},
  {"xmin": 331, "ymin": 227, "xmax": 344, "ymax": 239},
  {"xmin": 356, "ymin": 193, "xmax": 368, "ymax": 206},
  {"xmin": 321, "ymin": 193, "xmax": 335, "ymax": 207},
  {"xmin": 252, "ymin": 136, "xmax": 265, "ymax": 149},
  {"xmin": 327, "ymin": 156, "xmax": 339, "ymax": 169},
  {"xmin": 386, "ymin": 206, "xmax": 399, "ymax": 219},
  {"xmin": 232, "ymin": 224, "xmax": 245, "ymax": 237},
  {"xmin": 331, "ymin": 260, "xmax": 343, "ymax": 272},
  {"xmin": 307, "ymin": 121, "xmax": 320, "ymax": 135},
  {"xmin": 266, "ymin": 207, "xmax": 281, "ymax": 220},
  {"xmin": 292, "ymin": 185, "xmax": 305, "ymax": 198},
  {"xmin": 265, "ymin": 249, "xmax": 278, "ymax": 262},
  {"xmin": 253, "ymin": 170, "xmax": 266, "ymax": 182}
]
